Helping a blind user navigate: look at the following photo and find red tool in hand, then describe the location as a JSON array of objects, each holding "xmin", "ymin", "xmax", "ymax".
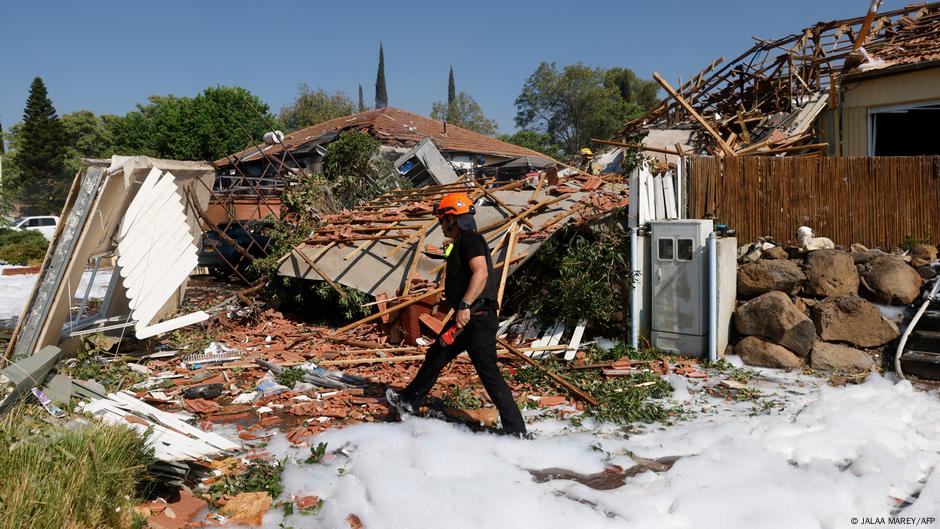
[{"xmin": 438, "ymin": 300, "xmax": 483, "ymax": 346}]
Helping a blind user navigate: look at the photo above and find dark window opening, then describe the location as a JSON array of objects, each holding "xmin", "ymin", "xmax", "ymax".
[
  {"xmin": 677, "ymin": 239, "xmax": 694, "ymax": 261},
  {"xmin": 872, "ymin": 104, "xmax": 940, "ymax": 156},
  {"xmin": 658, "ymin": 238, "xmax": 674, "ymax": 260}
]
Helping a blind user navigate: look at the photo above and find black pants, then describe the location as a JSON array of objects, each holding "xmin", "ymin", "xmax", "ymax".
[{"xmin": 399, "ymin": 308, "xmax": 527, "ymax": 435}]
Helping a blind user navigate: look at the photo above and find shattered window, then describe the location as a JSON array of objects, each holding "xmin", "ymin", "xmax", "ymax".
[
  {"xmin": 677, "ymin": 239, "xmax": 694, "ymax": 261},
  {"xmin": 658, "ymin": 238, "xmax": 674, "ymax": 260}
]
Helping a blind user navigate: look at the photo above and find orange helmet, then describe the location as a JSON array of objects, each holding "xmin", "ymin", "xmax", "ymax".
[{"xmin": 434, "ymin": 192, "xmax": 474, "ymax": 218}]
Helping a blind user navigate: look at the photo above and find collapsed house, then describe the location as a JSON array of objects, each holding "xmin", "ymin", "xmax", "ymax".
[
  {"xmin": 619, "ymin": 1, "xmax": 940, "ymax": 160},
  {"xmin": 214, "ymin": 106, "xmax": 551, "ymax": 183}
]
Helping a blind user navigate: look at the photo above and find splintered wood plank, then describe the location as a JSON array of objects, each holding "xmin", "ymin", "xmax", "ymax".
[
  {"xmin": 496, "ymin": 223, "xmax": 519, "ymax": 312},
  {"xmin": 653, "ymin": 72, "xmax": 736, "ymax": 157}
]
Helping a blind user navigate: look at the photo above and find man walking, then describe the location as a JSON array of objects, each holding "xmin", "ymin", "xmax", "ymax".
[{"xmin": 386, "ymin": 192, "xmax": 527, "ymax": 436}]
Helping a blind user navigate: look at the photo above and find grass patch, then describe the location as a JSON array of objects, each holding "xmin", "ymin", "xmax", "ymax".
[
  {"xmin": 0, "ymin": 228, "xmax": 48, "ymax": 266},
  {"xmin": 276, "ymin": 368, "xmax": 306, "ymax": 389},
  {"xmin": 0, "ymin": 405, "xmax": 153, "ymax": 529}
]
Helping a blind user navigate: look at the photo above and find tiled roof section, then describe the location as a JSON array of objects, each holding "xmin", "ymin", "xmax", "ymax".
[
  {"xmin": 215, "ymin": 107, "xmax": 547, "ymax": 167},
  {"xmin": 863, "ymin": 7, "xmax": 940, "ymax": 69}
]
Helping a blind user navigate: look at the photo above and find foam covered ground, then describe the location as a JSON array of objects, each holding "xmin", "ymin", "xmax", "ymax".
[
  {"xmin": 219, "ymin": 369, "xmax": 940, "ymax": 529},
  {"xmin": 0, "ymin": 267, "xmax": 111, "ymax": 325}
]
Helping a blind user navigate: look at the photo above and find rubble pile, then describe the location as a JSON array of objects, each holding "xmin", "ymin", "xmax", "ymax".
[{"xmin": 731, "ymin": 236, "xmax": 936, "ymax": 373}]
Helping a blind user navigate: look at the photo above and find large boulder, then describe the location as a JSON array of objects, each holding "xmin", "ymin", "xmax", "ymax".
[
  {"xmin": 852, "ymin": 248, "xmax": 890, "ymax": 265},
  {"xmin": 810, "ymin": 342, "xmax": 875, "ymax": 372},
  {"xmin": 802, "ymin": 250, "xmax": 859, "ymax": 298},
  {"xmin": 734, "ymin": 291, "xmax": 817, "ymax": 356},
  {"xmin": 737, "ymin": 260, "xmax": 805, "ymax": 298},
  {"xmin": 735, "ymin": 337, "xmax": 805, "ymax": 369},
  {"xmin": 811, "ymin": 295, "xmax": 900, "ymax": 347},
  {"xmin": 910, "ymin": 244, "xmax": 938, "ymax": 262},
  {"xmin": 761, "ymin": 246, "xmax": 788, "ymax": 260},
  {"xmin": 860, "ymin": 255, "xmax": 923, "ymax": 305}
]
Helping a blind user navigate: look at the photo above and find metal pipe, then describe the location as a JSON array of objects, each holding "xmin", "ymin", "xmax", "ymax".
[
  {"xmin": 707, "ymin": 231, "xmax": 719, "ymax": 363},
  {"xmin": 894, "ymin": 275, "xmax": 940, "ymax": 379},
  {"xmin": 630, "ymin": 226, "xmax": 640, "ymax": 350}
]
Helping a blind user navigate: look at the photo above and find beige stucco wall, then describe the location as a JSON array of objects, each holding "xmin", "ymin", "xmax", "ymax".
[{"xmin": 840, "ymin": 66, "xmax": 940, "ymax": 156}]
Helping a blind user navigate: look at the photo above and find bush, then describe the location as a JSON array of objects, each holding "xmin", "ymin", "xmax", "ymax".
[
  {"xmin": 0, "ymin": 228, "xmax": 49, "ymax": 265},
  {"xmin": 506, "ymin": 222, "xmax": 634, "ymax": 328},
  {"xmin": 0, "ymin": 406, "xmax": 153, "ymax": 529}
]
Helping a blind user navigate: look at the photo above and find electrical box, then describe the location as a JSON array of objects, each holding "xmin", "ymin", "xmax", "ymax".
[{"xmin": 650, "ymin": 220, "xmax": 713, "ymax": 355}]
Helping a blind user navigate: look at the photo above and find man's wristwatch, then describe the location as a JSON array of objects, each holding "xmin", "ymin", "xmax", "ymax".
[{"xmin": 457, "ymin": 300, "xmax": 471, "ymax": 310}]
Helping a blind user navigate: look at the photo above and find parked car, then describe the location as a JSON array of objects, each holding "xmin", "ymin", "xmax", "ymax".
[
  {"xmin": 14, "ymin": 216, "xmax": 59, "ymax": 240},
  {"xmin": 198, "ymin": 220, "xmax": 272, "ymax": 278}
]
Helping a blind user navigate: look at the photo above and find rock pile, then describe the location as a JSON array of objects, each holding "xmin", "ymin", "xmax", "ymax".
[{"xmin": 731, "ymin": 238, "xmax": 934, "ymax": 373}]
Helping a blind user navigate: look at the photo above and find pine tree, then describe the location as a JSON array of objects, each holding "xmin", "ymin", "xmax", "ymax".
[
  {"xmin": 358, "ymin": 84, "xmax": 366, "ymax": 112},
  {"xmin": 448, "ymin": 67, "xmax": 456, "ymax": 107},
  {"xmin": 375, "ymin": 43, "xmax": 388, "ymax": 109},
  {"xmin": 16, "ymin": 77, "xmax": 68, "ymax": 213}
]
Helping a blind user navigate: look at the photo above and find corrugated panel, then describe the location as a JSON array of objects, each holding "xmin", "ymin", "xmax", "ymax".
[
  {"xmin": 688, "ymin": 155, "xmax": 940, "ymax": 248},
  {"xmin": 116, "ymin": 169, "xmax": 203, "ymax": 336}
]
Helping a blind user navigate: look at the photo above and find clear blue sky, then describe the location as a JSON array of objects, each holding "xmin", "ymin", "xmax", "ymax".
[{"xmin": 0, "ymin": 0, "xmax": 900, "ymax": 135}]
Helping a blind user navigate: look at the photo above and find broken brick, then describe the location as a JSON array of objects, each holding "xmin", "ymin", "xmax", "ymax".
[
  {"xmin": 183, "ymin": 398, "xmax": 221, "ymax": 414},
  {"xmin": 295, "ymin": 495, "xmax": 320, "ymax": 509},
  {"xmin": 537, "ymin": 396, "xmax": 569, "ymax": 407}
]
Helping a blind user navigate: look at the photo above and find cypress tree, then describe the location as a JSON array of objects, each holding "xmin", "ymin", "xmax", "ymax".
[
  {"xmin": 358, "ymin": 84, "xmax": 365, "ymax": 112},
  {"xmin": 16, "ymin": 77, "xmax": 67, "ymax": 212},
  {"xmin": 448, "ymin": 67, "xmax": 456, "ymax": 107},
  {"xmin": 375, "ymin": 43, "xmax": 388, "ymax": 109},
  {"xmin": 0, "ymin": 118, "xmax": 5, "ymax": 155}
]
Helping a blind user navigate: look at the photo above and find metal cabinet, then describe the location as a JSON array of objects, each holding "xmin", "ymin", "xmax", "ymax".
[{"xmin": 650, "ymin": 220, "xmax": 713, "ymax": 355}]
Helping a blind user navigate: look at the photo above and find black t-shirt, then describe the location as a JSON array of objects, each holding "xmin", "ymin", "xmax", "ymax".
[{"xmin": 445, "ymin": 231, "xmax": 498, "ymax": 307}]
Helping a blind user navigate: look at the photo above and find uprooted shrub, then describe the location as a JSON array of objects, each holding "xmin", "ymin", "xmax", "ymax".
[
  {"xmin": 0, "ymin": 228, "xmax": 49, "ymax": 265},
  {"xmin": 0, "ymin": 405, "xmax": 154, "ymax": 529},
  {"xmin": 505, "ymin": 220, "xmax": 634, "ymax": 331}
]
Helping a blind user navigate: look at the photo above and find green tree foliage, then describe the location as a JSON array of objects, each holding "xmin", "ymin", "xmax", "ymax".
[
  {"xmin": 498, "ymin": 130, "xmax": 563, "ymax": 160},
  {"xmin": 514, "ymin": 63, "xmax": 657, "ymax": 155},
  {"xmin": 61, "ymin": 110, "xmax": 114, "ymax": 175},
  {"xmin": 375, "ymin": 43, "xmax": 388, "ymax": 109},
  {"xmin": 0, "ymin": 119, "xmax": 5, "ymax": 154},
  {"xmin": 10, "ymin": 77, "xmax": 69, "ymax": 213},
  {"xmin": 431, "ymin": 92, "xmax": 498, "ymax": 136},
  {"xmin": 358, "ymin": 84, "xmax": 366, "ymax": 112},
  {"xmin": 109, "ymin": 86, "xmax": 274, "ymax": 161},
  {"xmin": 447, "ymin": 67, "xmax": 456, "ymax": 108},
  {"xmin": 604, "ymin": 67, "xmax": 660, "ymax": 109},
  {"xmin": 506, "ymin": 223, "xmax": 632, "ymax": 328},
  {"xmin": 279, "ymin": 84, "xmax": 356, "ymax": 132}
]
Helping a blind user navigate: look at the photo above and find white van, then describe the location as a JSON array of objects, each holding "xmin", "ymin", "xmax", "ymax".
[{"xmin": 14, "ymin": 216, "xmax": 59, "ymax": 241}]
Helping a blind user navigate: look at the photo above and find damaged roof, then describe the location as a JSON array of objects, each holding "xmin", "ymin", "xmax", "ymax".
[
  {"xmin": 216, "ymin": 107, "xmax": 548, "ymax": 168},
  {"xmin": 276, "ymin": 175, "xmax": 628, "ymax": 298},
  {"xmin": 848, "ymin": 5, "xmax": 940, "ymax": 74},
  {"xmin": 623, "ymin": 2, "xmax": 940, "ymax": 157}
]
